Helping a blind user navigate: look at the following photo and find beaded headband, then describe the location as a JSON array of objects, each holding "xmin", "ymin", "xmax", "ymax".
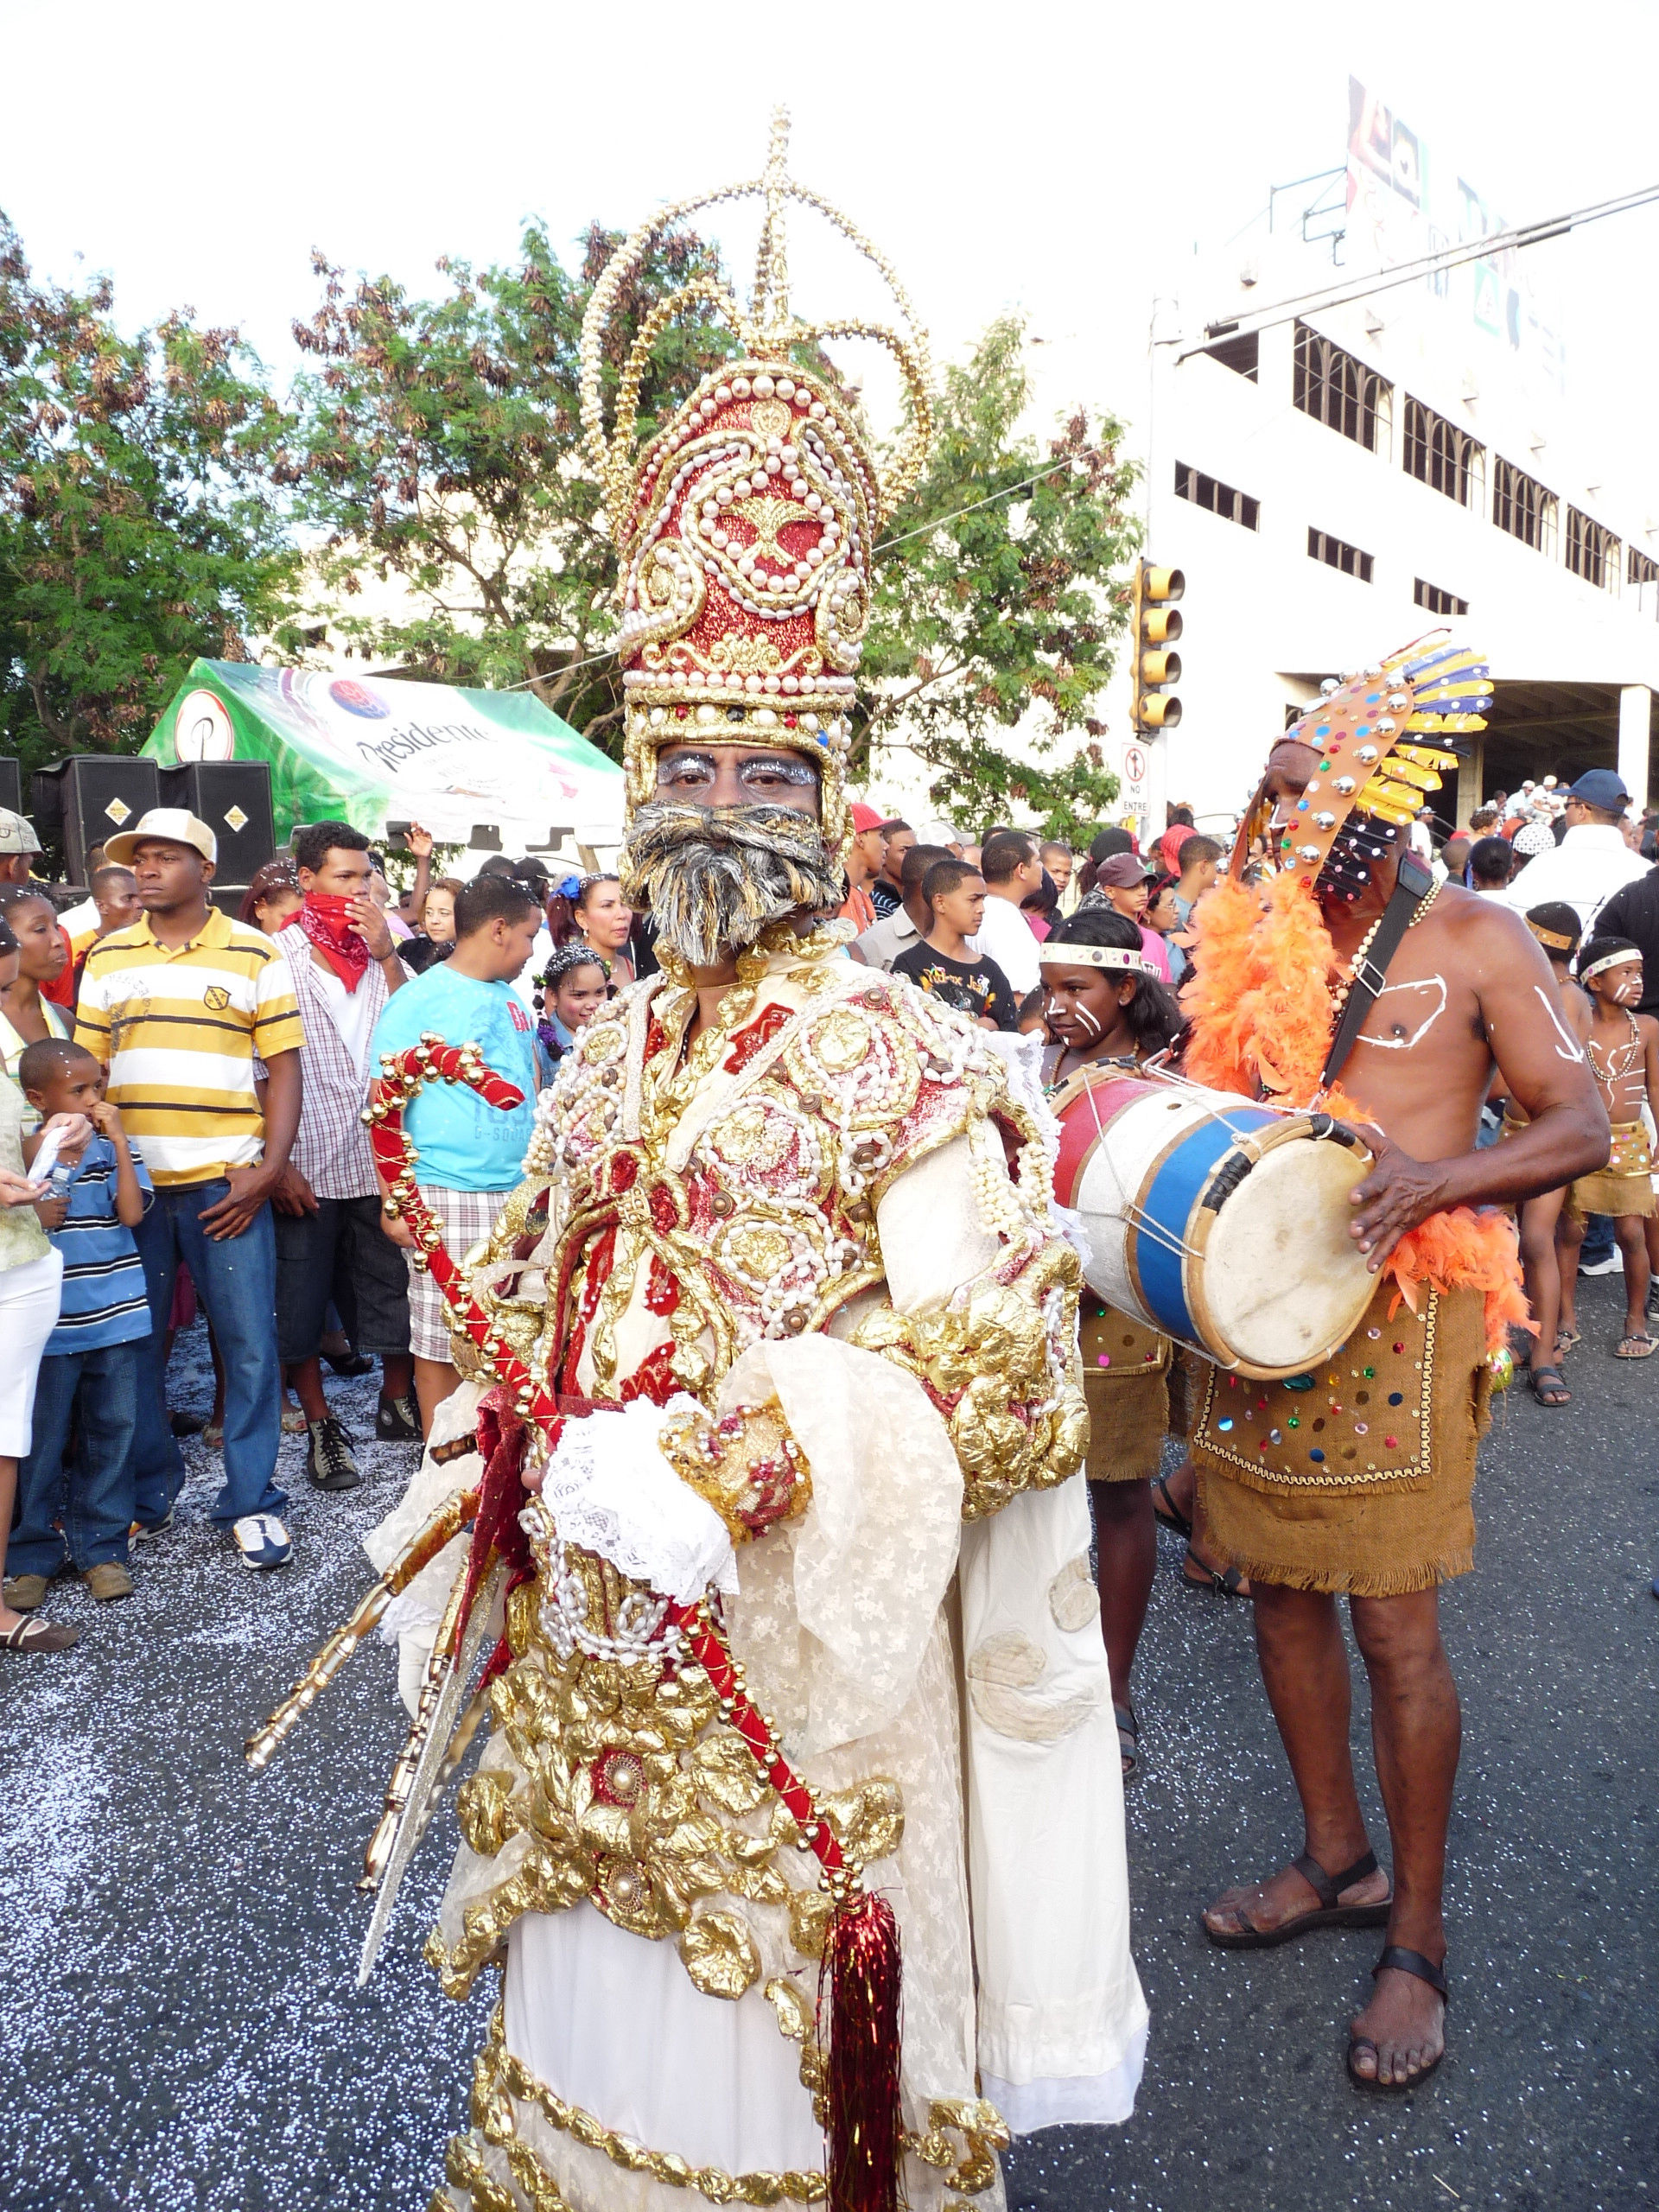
[
  {"xmin": 580, "ymin": 111, "xmax": 932, "ymax": 861},
  {"xmin": 1526, "ymin": 919, "xmax": 1577, "ymax": 954},
  {"xmin": 1581, "ymin": 946, "xmax": 1642, "ymax": 981},
  {"xmin": 1039, "ymin": 944, "xmax": 1149, "ymax": 974},
  {"xmin": 1232, "ymin": 636, "xmax": 1493, "ymax": 906}
]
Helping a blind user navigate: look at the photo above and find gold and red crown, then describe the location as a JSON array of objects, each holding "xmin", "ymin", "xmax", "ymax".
[{"xmin": 580, "ymin": 112, "xmax": 931, "ymax": 856}]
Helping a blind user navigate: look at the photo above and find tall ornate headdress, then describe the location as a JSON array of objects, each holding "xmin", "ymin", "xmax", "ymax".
[
  {"xmin": 1234, "ymin": 637, "xmax": 1493, "ymax": 902},
  {"xmin": 581, "ymin": 111, "xmax": 932, "ymax": 859}
]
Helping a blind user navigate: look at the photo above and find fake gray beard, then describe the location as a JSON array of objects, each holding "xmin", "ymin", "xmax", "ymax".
[{"xmin": 620, "ymin": 801, "xmax": 845, "ymax": 969}]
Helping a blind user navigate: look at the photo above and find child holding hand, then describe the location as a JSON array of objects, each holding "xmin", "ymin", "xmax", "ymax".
[
  {"xmin": 5, "ymin": 1039, "xmax": 153, "ymax": 1609},
  {"xmin": 1557, "ymin": 938, "xmax": 1659, "ymax": 1360}
]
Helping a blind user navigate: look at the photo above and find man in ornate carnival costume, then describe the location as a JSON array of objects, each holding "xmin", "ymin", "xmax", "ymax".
[
  {"xmin": 253, "ymin": 122, "xmax": 1146, "ymax": 2212},
  {"xmin": 1178, "ymin": 646, "xmax": 1605, "ymax": 2089}
]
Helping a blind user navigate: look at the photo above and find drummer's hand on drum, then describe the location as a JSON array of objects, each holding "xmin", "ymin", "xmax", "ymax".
[{"xmin": 1346, "ymin": 1130, "xmax": 1447, "ymax": 1270}]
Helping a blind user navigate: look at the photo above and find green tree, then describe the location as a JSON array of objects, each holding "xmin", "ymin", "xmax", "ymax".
[
  {"xmin": 0, "ymin": 213, "xmax": 301, "ymax": 774},
  {"xmin": 289, "ymin": 221, "xmax": 731, "ymax": 750},
  {"xmin": 858, "ymin": 316, "xmax": 1140, "ymax": 842}
]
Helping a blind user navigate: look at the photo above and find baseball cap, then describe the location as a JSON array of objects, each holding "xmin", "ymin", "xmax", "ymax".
[
  {"xmin": 103, "ymin": 808, "xmax": 217, "ymax": 868},
  {"xmin": 849, "ymin": 802, "xmax": 886, "ymax": 834},
  {"xmin": 1566, "ymin": 769, "xmax": 1630, "ymax": 813},
  {"xmin": 1096, "ymin": 852, "xmax": 1149, "ymax": 889},
  {"xmin": 0, "ymin": 808, "xmax": 42, "ymax": 857}
]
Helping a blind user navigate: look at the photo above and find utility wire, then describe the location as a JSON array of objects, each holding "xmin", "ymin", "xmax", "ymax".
[{"xmin": 1170, "ymin": 180, "xmax": 1659, "ymax": 360}]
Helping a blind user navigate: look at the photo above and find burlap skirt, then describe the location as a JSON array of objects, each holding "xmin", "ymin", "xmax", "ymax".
[
  {"xmin": 1081, "ymin": 1302, "xmax": 1173, "ymax": 1484},
  {"xmin": 1191, "ymin": 1281, "xmax": 1492, "ymax": 1597},
  {"xmin": 1565, "ymin": 1121, "xmax": 1655, "ymax": 1224}
]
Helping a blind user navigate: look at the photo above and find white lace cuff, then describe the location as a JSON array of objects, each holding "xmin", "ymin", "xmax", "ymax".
[{"xmin": 536, "ymin": 1397, "xmax": 738, "ymax": 1605}]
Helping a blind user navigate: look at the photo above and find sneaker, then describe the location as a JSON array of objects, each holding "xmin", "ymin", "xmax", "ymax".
[
  {"xmin": 232, "ymin": 1514, "xmax": 292, "ymax": 1570},
  {"xmin": 1580, "ymin": 1252, "xmax": 1623, "ymax": 1276},
  {"xmin": 305, "ymin": 1415, "xmax": 361, "ymax": 1491},
  {"xmin": 375, "ymin": 1389, "xmax": 422, "ymax": 1444},
  {"xmin": 0, "ymin": 1615, "xmax": 80, "ymax": 1653},
  {"xmin": 203, "ymin": 1421, "xmax": 225, "ymax": 1450},
  {"xmin": 3, "ymin": 1573, "xmax": 52, "ymax": 1611},
  {"xmin": 130, "ymin": 1506, "xmax": 175, "ymax": 1544},
  {"xmin": 84, "ymin": 1561, "xmax": 134, "ymax": 1601},
  {"xmin": 324, "ymin": 1347, "xmax": 374, "ymax": 1378},
  {"xmin": 170, "ymin": 1409, "xmax": 207, "ymax": 1437},
  {"xmin": 281, "ymin": 1401, "xmax": 309, "ymax": 1435}
]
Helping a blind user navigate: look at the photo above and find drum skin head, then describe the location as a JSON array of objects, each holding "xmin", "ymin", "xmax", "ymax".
[{"xmin": 1196, "ymin": 1137, "xmax": 1376, "ymax": 1374}]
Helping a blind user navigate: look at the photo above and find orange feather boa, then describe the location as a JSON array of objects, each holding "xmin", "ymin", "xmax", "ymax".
[{"xmin": 1179, "ymin": 872, "xmax": 1528, "ymax": 1351}]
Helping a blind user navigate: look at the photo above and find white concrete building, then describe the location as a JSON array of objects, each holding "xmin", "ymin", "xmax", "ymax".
[{"xmin": 1122, "ymin": 121, "xmax": 1659, "ymax": 839}]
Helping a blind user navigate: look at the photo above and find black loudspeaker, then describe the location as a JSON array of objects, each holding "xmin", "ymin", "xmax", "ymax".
[
  {"xmin": 0, "ymin": 760, "xmax": 20, "ymax": 817},
  {"xmin": 159, "ymin": 761, "xmax": 275, "ymax": 888},
  {"xmin": 31, "ymin": 756, "xmax": 162, "ymax": 883}
]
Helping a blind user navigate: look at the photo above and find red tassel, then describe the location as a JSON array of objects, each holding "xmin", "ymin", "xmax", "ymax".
[{"xmin": 821, "ymin": 1891, "xmax": 905, "ymax": 2212}]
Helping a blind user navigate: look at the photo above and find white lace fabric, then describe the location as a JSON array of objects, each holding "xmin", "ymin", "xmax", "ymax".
[{"xmin": 535, "ymin": 1396, "xmax": 738, "ymax": 1605}]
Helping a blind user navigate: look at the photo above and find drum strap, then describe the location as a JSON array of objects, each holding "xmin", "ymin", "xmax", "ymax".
[{"xmin": 1320, "ymin": 852, "xmax": 1435, "ymax": 1090}]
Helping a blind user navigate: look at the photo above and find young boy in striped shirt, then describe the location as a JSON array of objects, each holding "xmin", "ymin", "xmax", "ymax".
[{"xmin": 5, "ymin": 1040, "xmax": 152, "ymax": 1606}]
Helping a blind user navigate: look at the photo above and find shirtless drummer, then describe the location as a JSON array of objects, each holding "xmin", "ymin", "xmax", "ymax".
[{"xmin": 1180, "ymin": 644, "xmax": 1606, "ymax": 2089}]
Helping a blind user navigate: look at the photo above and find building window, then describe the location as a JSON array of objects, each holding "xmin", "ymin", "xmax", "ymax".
[
  {"xmin": 1414, "ymin": 577, "xmax": 1468, "ymax": 616},
  {"xmin": 1630, "ymin": 546, "xmax": 1659, "ymax": 620},
  {"xmin": 1402, "ymin": 398, "xmax": 1483, "ymax": 509},
  {"xmin": 1308, "ymin": 527, "xmax": 1374, "ymax": 582},
  {"xmin": 1293, "ymin": 322, "xmax": 1392, "ymax": 454},
  {"xmin": 1492, "ymin": 457, "xmax": 1557, "ymax": 554},
  {"xmin": 1565, "ymin": 507, "xmax": 1620, "ymax": 592},
  {"xmin": 1203, "ymin": 330, "xmax": 1260, "ymax": 382},
  {"xmin": 1174, "ymin": 461, "xmax": 1259, "ymax": 531}
]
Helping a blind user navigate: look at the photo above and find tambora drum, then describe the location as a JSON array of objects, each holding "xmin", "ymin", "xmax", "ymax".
[{"xmin": 1050, "ymin": 1069, "xmax": 1376, "ymax": 1381}]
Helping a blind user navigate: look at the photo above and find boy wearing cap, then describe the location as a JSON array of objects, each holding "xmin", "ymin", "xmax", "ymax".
[
  {"xmin": 1496, "ymin": 768, "xmax": 1648, "ymax": 932},
  {"xmin": 73, "ymin": 810, "xmax": 304, "ymax": 1571},
  {"xmin": 837, "ymin": 802, "xmax": 887, "ymax": 931}
]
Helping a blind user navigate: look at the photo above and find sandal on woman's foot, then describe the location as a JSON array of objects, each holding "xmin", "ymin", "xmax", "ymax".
[
  {"xmin": 1347, "ymin": 1946, "xmax": 1447, "ymax": 2093},
  {"xmin": 0, "ymin": 1613, "xmax": 81, "ymax": 1653},
  {"xmin": 1181, "ymin": 1548, "xmax": 1249, "ymax": 1599},
  {"xmin": 1205, "ymin": 1849, "xmax": 1392, "ymax": 1951},
  {"xmin": 1526, "ymin": 1363, "xmax": 1571, "ymax": 1405},
  {"xmin": 1616, "ymin": 1332, "xmax": 1656, "ymax": 1359},
  {"xmin": 1114, "ymin": 1700, "xmax": 1141, "ymax": 1783},
  {"xmin": 1555, "ymin": 1325, "xmax": 1580, "ymax": 1356},
  {"xmin": 1151, "ymin": 1471, "xmax": 1192, "ymax": 1539}
]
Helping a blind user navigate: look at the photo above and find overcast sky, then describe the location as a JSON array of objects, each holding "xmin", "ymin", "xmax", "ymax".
[{"xmin": 9, "ymin": 0, "xmax": 1659, "ymax": 513}]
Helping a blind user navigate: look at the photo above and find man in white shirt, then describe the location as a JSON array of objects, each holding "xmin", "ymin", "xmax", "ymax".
[
  {"xmin": 1496, "ymin": 769, "xmax": 1649, "ymax": 934},
  {"xmin": 972, "ymin": 829, "xmax": 1044, "ymax": 1002}
]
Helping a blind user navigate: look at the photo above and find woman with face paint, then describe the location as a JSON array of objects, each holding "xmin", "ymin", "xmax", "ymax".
[{"xmin": 1039, "ymin": 911, "xmax": 1185, "ymax": 1777}]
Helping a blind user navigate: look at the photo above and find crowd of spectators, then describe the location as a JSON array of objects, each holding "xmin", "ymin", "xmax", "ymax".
[{"xmin": 4, "ymin": 762, "xmax": 1656, "ymax": 1651}]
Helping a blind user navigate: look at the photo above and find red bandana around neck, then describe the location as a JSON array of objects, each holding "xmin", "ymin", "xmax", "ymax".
[{"xmin": 289, "ymin": 893, "xmax": 372, "ymax": 991}]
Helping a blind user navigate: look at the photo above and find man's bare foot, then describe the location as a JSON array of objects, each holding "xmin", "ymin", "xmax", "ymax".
[
  {"xmin": 1348, "ymin": 1958, "xmax": 1446, "ymax": 2088},
  {"xmin": 1204, "ymin": 1852, "xmax": 1390, "ymax": 1947}
]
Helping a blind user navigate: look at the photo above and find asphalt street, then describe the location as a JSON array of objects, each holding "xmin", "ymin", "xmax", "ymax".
[{"xmin": 3, "ymin": 1285, "xmax": 1655, "ymax": 2212}]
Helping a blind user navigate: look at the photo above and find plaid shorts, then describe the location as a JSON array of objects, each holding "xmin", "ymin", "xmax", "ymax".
[{"xmin": 404, "ymin": 1184, "xmax": 515, "ymax": 1363}]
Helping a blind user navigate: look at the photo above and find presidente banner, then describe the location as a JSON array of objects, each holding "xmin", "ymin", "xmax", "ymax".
[{"xmin": 143, "ymin": 661, "xmax": 625, "ymax": 850}]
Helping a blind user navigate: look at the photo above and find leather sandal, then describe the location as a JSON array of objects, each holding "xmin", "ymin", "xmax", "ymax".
[
  {"xmin": 1114, "ymin": 1700, "xmax": 1141, "ymax": 1783},
  {"xmin": 1181, "ymin": 1549, "xmax": 1249, "ymax": 1598},
  {"xmin": 1347, "ymin": 1945, "xmax": 1448, "ymax": 2093},
  {"xmin": 1205, "ymin": 1848, "xmax": 1392, "ymax": 1950},
  {"xmin": 1151, "ymin": 1471, "xmax": 1192, "ymax": 1538},
  {"xmin": 0, "ymin": 1614, "xmax": 81, "ymax": 1653}
]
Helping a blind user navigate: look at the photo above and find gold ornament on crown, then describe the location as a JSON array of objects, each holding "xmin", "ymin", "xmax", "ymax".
[{"xmin": 580, "ymin": 110, "xmax": 933, "ymax": 857}]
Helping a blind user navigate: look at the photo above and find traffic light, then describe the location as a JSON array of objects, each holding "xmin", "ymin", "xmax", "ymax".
[{"xmin": 1132, "ymin": 563, "xmax": 1184, "ymax": 730}]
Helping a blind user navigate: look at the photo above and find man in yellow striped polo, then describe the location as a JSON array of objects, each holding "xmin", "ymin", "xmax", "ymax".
[{"xmin": 74, "ymin": 810, "xmax": 304, "ymax": 1571}]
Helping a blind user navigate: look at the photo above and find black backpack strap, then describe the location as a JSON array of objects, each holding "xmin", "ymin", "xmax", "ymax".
[{"xmin": 1320, "ymin": 851, "xmax": 1434, "ymax": 1091}]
